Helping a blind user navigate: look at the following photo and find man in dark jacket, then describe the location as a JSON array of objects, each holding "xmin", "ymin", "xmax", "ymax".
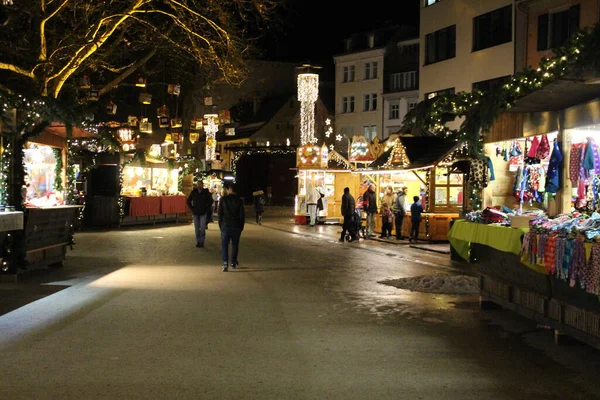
[
  {"xmin": 187, "ymin": 181, "xmax": 213, "ymax": 248},
  {"xmin": 218, "ymin": 182, "xmax": 245, "ymax": 272},
  {"xmin": 340, "ymin": 187, "xmax": 357, "ymax": 242},
  {"xmin": 363, "ymin": 183, "xmax": 378, "ymax": 238}
]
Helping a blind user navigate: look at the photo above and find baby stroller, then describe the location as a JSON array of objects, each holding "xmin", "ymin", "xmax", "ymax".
[{"xmin": 344, "ymin": 208, "xmax": 366, "ymax": 242}]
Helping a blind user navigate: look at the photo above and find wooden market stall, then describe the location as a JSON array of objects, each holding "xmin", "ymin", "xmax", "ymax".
[
  {"xmin": 448, "ymin": 77, "xmax": 600, "ymax": 349},
  {"xmin": 362, "ymin": 135, "xmax": 465, "ymax": 241}
]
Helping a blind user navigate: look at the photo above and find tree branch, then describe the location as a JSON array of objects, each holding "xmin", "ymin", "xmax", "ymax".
[
  {"xmin": 0, "ymin": 62, "xmax": 35, "ymax": 79},
  {"xmin": 98, "ymin": 48, "xmax": 157, "ymax": 96},
  {"xmin": 40, "ymin": 0, "xmax": 71, "ymax": 61}
]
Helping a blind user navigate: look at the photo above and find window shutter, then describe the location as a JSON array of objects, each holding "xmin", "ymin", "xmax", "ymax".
[{"xmin": 537, "ymin": 14, "xmax": 549, "ymax": 50}]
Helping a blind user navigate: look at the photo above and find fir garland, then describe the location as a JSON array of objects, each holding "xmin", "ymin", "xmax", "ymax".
[{"xmin": 53, "ymin": 148, "xmax": 63, "ymax": 192}]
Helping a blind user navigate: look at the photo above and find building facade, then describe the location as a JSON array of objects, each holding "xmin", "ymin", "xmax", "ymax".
[
  {"xmin": 419, "ymin": 0, "xmax": 515, "ymax": 102},
  {"xmin": 382, "ymin": 37, "xmax": 419, "ymax": 136}
]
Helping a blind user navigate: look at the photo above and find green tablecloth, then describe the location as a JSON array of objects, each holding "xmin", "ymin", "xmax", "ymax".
[{"xmin": 448, "ymin": 220, "xmax": 528, "ymax": 262}]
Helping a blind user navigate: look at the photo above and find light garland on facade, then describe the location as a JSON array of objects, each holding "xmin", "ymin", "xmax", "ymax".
[
  {"xmin": 203, "ymin": 114, "xmax": 219, "ymax": 162},
  {"xmin": 297, "ymin": 73, "xmax": 319, "ymax": 145}
]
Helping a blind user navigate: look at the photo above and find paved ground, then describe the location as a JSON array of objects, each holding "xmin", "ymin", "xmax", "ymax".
[{"xmin": 1, "ymin": 212, "xmax": 600, "ymax": 399}]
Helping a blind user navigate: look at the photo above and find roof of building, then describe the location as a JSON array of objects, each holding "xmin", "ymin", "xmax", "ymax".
[
  {"xmin": 334, "ymin": 24, "xmax": 419, "ymax": 57},
  {"xmin": 369, "ymin": 136, "xmax": 458, "ymax": 169}
]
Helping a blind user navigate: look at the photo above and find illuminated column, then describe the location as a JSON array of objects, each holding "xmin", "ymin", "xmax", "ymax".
[
  {"xmin": 203, "ymin": 114, "xmax": 219, "ymax": 162},
  {"xmin": 297, "ymin": 73, "xmax": 319, "ymax": 145}
]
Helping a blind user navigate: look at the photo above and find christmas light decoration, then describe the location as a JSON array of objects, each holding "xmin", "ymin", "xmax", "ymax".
[
  {"xmin": 297, "ymin": 73, "xmax": 319, "ymax": 145},
  {"xmin": 384, "ymin": 141, "xmax": 410, "ymax": 168},
  {"xmin": 203, "ymin": 113, "xmax": 219, "ymax": 161}
]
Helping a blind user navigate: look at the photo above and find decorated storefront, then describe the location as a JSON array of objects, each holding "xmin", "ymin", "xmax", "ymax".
[{"xmin": 359, "ymin": 135, "xmax": 466, "ymax": 240}]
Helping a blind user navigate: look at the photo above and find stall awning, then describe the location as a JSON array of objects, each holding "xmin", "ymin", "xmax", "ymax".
[
  {"xmin": 44, "ymin": 123, "xmax": 95, "ymax": 138},
  {"xmin": 369, "ymin": 136, "xmax": 458, "ymax": 169},
  {"xmin": 510, "ymin": 78, "xmax": 600, "ymax": 113}
]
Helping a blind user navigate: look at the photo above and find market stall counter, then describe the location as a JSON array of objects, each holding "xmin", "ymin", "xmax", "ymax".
[
  {"xmin": 121, "ymin": 195, "xmax": 189, "ymax": 226},
  {"xmin": 23, "ymin": 206, "xmax": 82, "ymax": 272},
  {"xmin": 448, "ymin": 215, "xmax": 600, "ymax": 349}
]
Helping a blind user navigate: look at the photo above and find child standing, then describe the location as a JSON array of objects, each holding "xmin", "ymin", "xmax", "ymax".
[
  {"xmin": 380, "ymin": 202, "xmax": 393, "ymax": 239},
  {"xmin": 409, "ymin": 196, "xmax": 423, "ymax": 242}
]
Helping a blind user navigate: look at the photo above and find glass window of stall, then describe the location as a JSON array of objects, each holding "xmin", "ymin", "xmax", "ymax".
[
  {"xmin": 378, "ymin": 170, "xmax": 426, "ymax": 212},
  {"xmin": 121, "ymin": 166, "xmax": 178, "ymax": 196},
  {"xmin": 23, "ymin": 143, "xmax": 65, "ymax": 206},
  {"xmin": 433, "ymin": 166, "xmax": 463, "ymax": 212}
]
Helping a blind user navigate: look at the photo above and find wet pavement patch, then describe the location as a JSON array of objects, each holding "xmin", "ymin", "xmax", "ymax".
[{"xmin": 379, "ymin": 274, "xmax": 480, "ymax": 294}]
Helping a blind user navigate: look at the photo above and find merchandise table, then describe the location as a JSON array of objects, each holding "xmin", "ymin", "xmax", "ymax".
[
  {"xmin": 125, "ymin": 196, "xmax": 161, "ymax": 217},
  {"xmin": 160, "ymin": 196, "xmax": 188, "ymax": 214}
]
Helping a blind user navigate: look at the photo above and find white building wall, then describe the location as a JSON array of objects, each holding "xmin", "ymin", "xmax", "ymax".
[
  {"xmin": 334, "ymin": 49, "xmax": 385, "ymax": 141},
  {"xmin": 419, "ymin": 0, "xmax": 515, "ymax": 101}
]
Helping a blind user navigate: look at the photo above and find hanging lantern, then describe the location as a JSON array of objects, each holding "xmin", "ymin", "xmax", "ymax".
[
  {"xmin": 135, "ymin": 75, "xmax": 147, "ymax": 87},
  {"xmin": 189, "ymin": 132, "xmax": 200, "ymax": 143},
  {"xmin": 297, "ymin": 73, "xmax": 319, "ymax": 145},
  {"xmin": 149, "ymin": 144, "xmax": 161, "ymax": 157},
  {"xmin": 219, "ymin": 109, "xmax": 231, "ymax": 124},
  {"xmin": 139, "ymin": 92, "xmax": 152, "ymax": 104},
  {"xmin": 170, "ymin": 118, "xmax": 182, "ymax": 128},
  {"xmin": 139, "ymin": 118, "xmax": 152, "ymax": 134},
  {"xmin": 118, "ymin": 128, "xmax": 133, "ymax": 143},
  {"xmin": 164, "ymin": 133, "xmax": 173, "ymax": 143},
  {"xmin": 172, "ymin": 132, "xmax": 183, "ymax": 144},
  {"xmin": 106, "ymin": 101, "xmax": 117, "ymax": 115},
  {"xmin": 204, "ymin": 97, "xmax": 213, "ymax": 106},
  {"xmin": 87, "ymin": 90, "xmax": 99, "ymax": 102},
  {"xmin": 158, "ymin": 116, "xmax": 169, "ymax": 128},
  {"xmin": 157, "ymin": 105, "xmax": 169, "ymax": 117},
  {"xmin": 226, "ymin": 127, "xmax": 235, "ymax": 136},
  {"xmin": 191, "ymin": 118, "xmax": 203, "ymax": 130},
  {"xmin": 80, "ymin": 76, "xmax": 91, "ymax": 89},
  {"xmin": 128, "ymin": 115, "xmax": 139, "ymax": 126},
  {"xmin": 168, "ymin": 84, "xmax": 181, "ymax": 96},
  {"xmin": 203, "ymin": 114, "xmax": 219, "ymax": 162}
]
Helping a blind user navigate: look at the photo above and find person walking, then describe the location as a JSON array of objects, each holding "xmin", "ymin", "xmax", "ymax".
[
  {"xmin": 186, "ymin": 181, "xmax": 213, "ymax": 248},
  {"xmin": 363, "ymin": 183, "xmax": 378, "ymax": 238},
  {"xmin": 252, "ymin": 188, "xmax": 266, "ymax": 225},
  {"xmin": 409, "ymin": 195, "xmax": 424, "ymax": 243},
  {"xmin": 339, "ymin": 187, "xmax": 357, "ymax": 242},
  {"xmin": 306, "ymin": 183, "xmax": 320, "ymax": 226},
  {"xmin": 219, "ymin": 182, "xmax": 245, "ymax": 272},
  {"xmin": 393, "ymin": 186, "xmax": 407, "ymax": 240},
  {"xmin": 380, "ymin": 202, "xmax": 393, "ymax": 239}
]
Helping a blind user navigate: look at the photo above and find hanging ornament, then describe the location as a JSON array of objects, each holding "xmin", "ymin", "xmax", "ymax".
[
  {"xmin": 203, "ymin": 114, "xmax": 219, "ymax": 161},
  {"xmin": 139, "ymin": 118, "xmax": 152, "ymax": 133},
  {"xmin": 135, "ymin": 75, "xmax": 147, "ymax": 87},
  {"xmin": 157, "ymin": 105, "xmax": 169, "ymax": 117},
  {"xmin": 87, "ymin": 90, "xmax": 99, "ymax": 102},
  {"xmin": 168, "ymin": 84, "xmax": 181, "ymax": 96},
  {"xmin": 189, "ymin": 132, "xmax": 200, "ymax": 144},
  {"xmin": 139, "ymin": 93, "xmax": 152, "ymax": 104},
  {"xmin": 191, "ymin": 118, "xmax": 203, "ymax": 130},
  {"xmin": 127, "ymin": 115, "xmax": 139, "ymax": 126},
  {"xmin": 158, "ymin": 116, "xmax": 169, "ymax": 128},
  {"xmin": 80, "ymin": 76, "xmax": 91, "ymax": 89},
  {"xmin": 297, "ymin": 73, "xmax": 319, "ymax": 145},
  {"xmin": 106, "ymin": 101, "xmax": 117, "ymax": 115},
  {"xmin": 170, "ymin": 118, "xmax": 183, "ymax": 128}
]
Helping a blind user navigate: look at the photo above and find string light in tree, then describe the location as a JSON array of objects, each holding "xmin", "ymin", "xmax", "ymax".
[
  {"xmin": 203, "ymin": 114, "xmax": 219, "ymax": 162},
  {"xmin": 297, "ymin": 73, "xmax": 319, "ymax": 145}
]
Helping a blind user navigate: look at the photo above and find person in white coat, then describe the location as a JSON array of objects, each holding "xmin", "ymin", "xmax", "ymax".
[{"xmin": 306, "ymin": 183, "xmax": 321, "ymax": 226}]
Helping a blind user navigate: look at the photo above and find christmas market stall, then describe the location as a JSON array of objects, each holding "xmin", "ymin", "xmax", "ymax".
[
  {"xmin": 294, "ymin": 143, "xmax": 356, "ymax": 224},
  {"xmin": 443, "ymin": 26, "xmax": 600, "ymax": 348},
  {"xmin": 361, "ymin": 134, "xmax": 465, "ymax": 241}
]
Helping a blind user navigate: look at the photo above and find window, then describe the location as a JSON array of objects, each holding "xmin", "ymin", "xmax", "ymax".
[
  {"xmin": 363, "ymin": 125, "xmax": 377, "ymax": 140},
  {"xmin": 390, "ymin": 71, "xmax": 417, "ymax": 91},
  {"xmin": 364, "ymin": 61, "xmax": 378, "ymax": 79},
  {"xmin": 472, "ymin": 75, "xmax": 511, "ymax": 93},
  {"xmin": 425, "ymin": 25, "xmax": 456, "ymax": 64},
  {"xmin": 399, "ymin": 43, "xmax": 419, "ymax": 57},
  {"xmin": 389, "ymin": 103, "xmax": 400, "ymax": 120},
  {"xmin": 425, "ymin": 88, "xmax": 455, "ymax": 100},
  {"xmin": 425, "ymin": 0, "xmax": 442, "ymax": 6},
  {"xmin": 342, "ymin": 65, "xmax": 355, "ymax": 83},
  {"xmin": 363, "ymin": 93, "xmax": 377, "ymax": 111},
  {"xmin": 408, "ymin": 102, "xmax": 417, "ymax": 110},
  {"xmin": 537, "ymin": 5, "xmax": 580, "ymax": 50},
  {"xmin": 434, "ymin": 166, "xmax": 463, "ymax": 210},
  {"xmin": 342, "ymin": 96, "xmax": 355, "ymax": 113},
  {"xmin": 473, "ymin": 5, "xmax": 512, "ymax": 51}
]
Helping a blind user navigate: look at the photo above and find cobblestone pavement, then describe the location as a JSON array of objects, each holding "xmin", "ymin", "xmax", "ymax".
[{"xmin": 0, "ymin": 212, "xmax": 600, "ymax": 399}]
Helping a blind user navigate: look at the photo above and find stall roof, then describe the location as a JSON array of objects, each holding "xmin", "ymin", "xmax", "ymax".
[
  {"xmin": 510, "ymin": 78, "xmax": 600, "ymax": 113},
  {"xmin": 369, "ymin": 136, "xmax": 458, "ymax": 170},
  {"xmin": 44, "ymin": 123, "xmax": 95, "ymax": 138}
]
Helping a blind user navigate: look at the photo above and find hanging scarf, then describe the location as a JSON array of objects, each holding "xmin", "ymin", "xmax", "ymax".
[
  {"xmin": 527, "ymin": 136, "xmax": 540, "ymax": 158},
  {"xmin": 570, "ymin": 143, "xmax": 584, "ymax": 187},
  {"xmin": 536, "ymin": 135, "xmax": 551, "ymax": 160},
  {"xmin": 545, "ymin": 140, "xmax": 563, "ymax": 193}
]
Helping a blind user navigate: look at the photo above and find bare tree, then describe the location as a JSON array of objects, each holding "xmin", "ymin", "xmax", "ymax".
[{"xmin": 0, "ymin": 0, "xmax": 281, "ymax": 99}]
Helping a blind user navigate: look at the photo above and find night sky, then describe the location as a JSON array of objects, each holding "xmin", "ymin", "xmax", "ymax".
[{"xmin": 261, "ymin": 0, "xmax": 420, "ymax": 74}]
